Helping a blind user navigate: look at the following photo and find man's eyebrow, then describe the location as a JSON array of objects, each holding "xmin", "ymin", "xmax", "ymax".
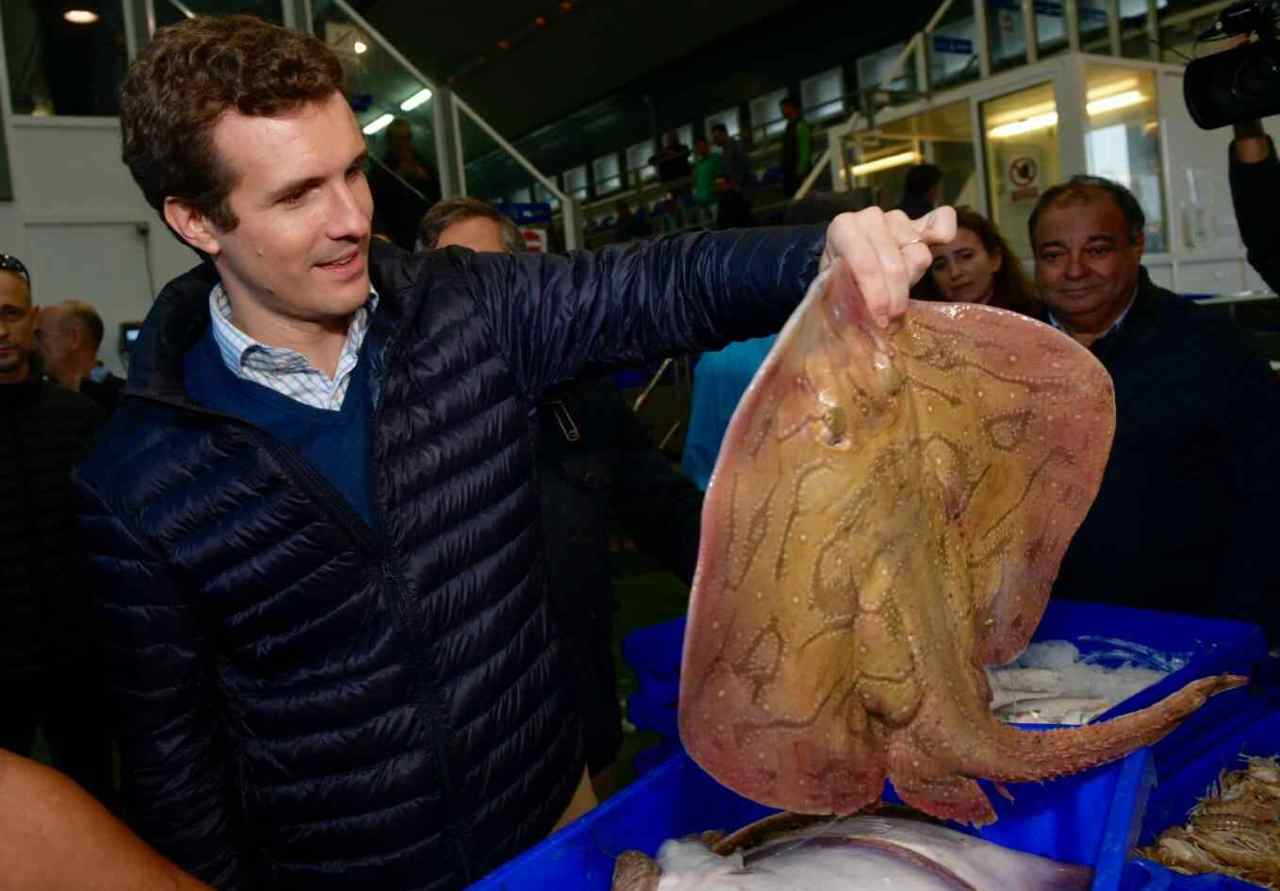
[
  {"xmin": 1036, "ymin": 239, "xmax": 1069, "ymax": 251},
  {"xmin": 266, "ymin": 151, "xmax": 368, "ymax": 204},
  {"xmin": 267, "ymin": 174, "xmax": 325, "ymax": 203},
  {"xmin": 1085, "ymin": 234, "xmax": 1118, "ymax": 244}
]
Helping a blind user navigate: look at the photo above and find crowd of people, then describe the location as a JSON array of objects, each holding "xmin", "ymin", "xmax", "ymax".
[{"xmin": 0, "ymin": 10, "xmax": 1277, "ymax": 891}]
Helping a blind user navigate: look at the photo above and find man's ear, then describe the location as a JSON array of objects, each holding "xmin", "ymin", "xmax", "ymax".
[{"xmin": 164, "ymin": 198, "xmax": 222, "ymax": 257}]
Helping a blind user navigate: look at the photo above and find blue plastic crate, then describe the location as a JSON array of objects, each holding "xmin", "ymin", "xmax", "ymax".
[
  {"xmin": 623, "ymin": 600, "xmax": 1268, "ymax": 768},
  {"xmin": 471, "ymin": 745, "xmax": 1155, "ymax": 890},
  {"xmin": 1122, "ymin": 704, "xmax": 1280, "ymax": 890}
]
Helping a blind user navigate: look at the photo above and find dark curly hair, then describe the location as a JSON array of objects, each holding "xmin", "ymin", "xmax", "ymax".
[
  {"xmin": 912, "ymin": 206, "xmax": 1037, "ymax": 314},
  {"xmin": 119, "ymin": 14, "xmax": 345, "ymax": 234}
]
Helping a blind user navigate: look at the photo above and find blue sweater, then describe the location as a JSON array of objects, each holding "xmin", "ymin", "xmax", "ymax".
[{"xmin": 183, "ymin": 327, "xmax": 375, "ymax": 526}]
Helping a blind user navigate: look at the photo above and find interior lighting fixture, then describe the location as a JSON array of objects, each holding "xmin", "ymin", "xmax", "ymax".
[
  {"xmin": 987, "ymin": 84, "xmax": 1150, "ymax": 139},
  {"xmin": 64, "ymin": 8, "xmax": 99, "ymax": 23},
  {"xmin": 353, "ymin": 40, "xmax": 368, "ymax": 55},
  {"xmin": 1086, "ymin": 90, "xmax": 1148, "ymax": 116},
  {"xmin": 362, "ymin": 113, "xmax": 394, "ymax": 135},
  {"xmin": 400, "ymin": 88, "xmax": 433, "ymax": 111},
  {"xmin": 988, "ymin": 112, "xmax": 1060, "ymax": 139},
  {"xmin": 850, "ymin": 150, "xmax": 922, "ymax": 177}
]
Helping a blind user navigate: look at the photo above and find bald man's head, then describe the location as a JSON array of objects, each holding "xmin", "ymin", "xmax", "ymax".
[{"xmin": 35, "ymin": 300, "xmax": 105, "ymax": 389}]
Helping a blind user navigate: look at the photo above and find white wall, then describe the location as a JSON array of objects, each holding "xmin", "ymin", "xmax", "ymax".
[
  {"xmin": 2, "ymin": 117, "xmax": 197, "ymax": 375},
  {"xmin": 1157, "ymin": 68, "xmax": 1280, "ymax": 296}
]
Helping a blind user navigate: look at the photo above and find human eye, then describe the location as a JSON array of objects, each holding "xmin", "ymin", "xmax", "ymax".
[
  {"xmin": 1086, "ymin": 244, "xmax": 1113, "ymax": 259},
  {"xmin": 1039, "ymin": 249, "xmax": 1065, "ymax": 263}
]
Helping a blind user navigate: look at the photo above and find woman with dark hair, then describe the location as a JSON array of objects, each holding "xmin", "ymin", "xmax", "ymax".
[{"xmin": 913, "ymin": 206, "xmax": 1036, "ymax": 314}]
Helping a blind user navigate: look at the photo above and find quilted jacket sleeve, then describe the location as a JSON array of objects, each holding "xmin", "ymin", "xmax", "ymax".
[
  {"xmin": 75, "ymin": 480, "xmax": 246, "ymax": 891},
  {"xmin": 469, "ymin": 225, "xmax": 824, "ymax": 399}
]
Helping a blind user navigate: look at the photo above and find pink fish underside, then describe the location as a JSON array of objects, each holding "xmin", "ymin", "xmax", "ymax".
[{"xmin": 678, "ymin": 258, "xmax": 1244, "ymax": 824}]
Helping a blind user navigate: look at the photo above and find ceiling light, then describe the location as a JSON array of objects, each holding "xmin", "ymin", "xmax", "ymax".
[
  {"xmin": 850, "ymin": 150, "xmax": 922, "ymax": 176},
  {"xmin": 353, "ymin": 40, "xmax": 368, "ymax": 55},
  {"xmin": 362, "ymin": 113, "xmax": 395, "ymax": 135},
  {"xmin": 1086, "ymin": 90, "xmax": 1148, "ymax": 115},
  {"xmin": 1086, "ymin": 78, "xmax": 1139, "ymax": 101},
  {"xmin": 400, "ymin": 88, "xmax": 432, "ymax": 111},
  {"xmin": 988, "ymin": 111, "xmax": 1060, "ymax": 139},
  {"xmin": 64, "ymin": 8, "xmax": 98, "ymax": 23},
  {"xmin": 988, "ymin": 86, "xmax": 1151, "ymax": 139}
]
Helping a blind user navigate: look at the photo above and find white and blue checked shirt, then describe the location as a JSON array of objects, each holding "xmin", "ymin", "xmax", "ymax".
[{"xmin": 208, "ymin": 283, "xmax": 378, "ymax": 411}]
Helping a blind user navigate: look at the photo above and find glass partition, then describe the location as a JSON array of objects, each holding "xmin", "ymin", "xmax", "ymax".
[
  {"xmin": 749, "ymin": 87, "xmax": 788, "ymax": 144},
  {"xmin": 1077, "ymin": 0, "xmax": 1112, "ymax": 53},
  {"xmin": 981, "ymin": 81, "xmax": 1061, "ymax": 259},
  {"xmin": 1084, "ymin": 65, "xmax": 1165, "ymax": 251},
  {"xmin": 5, "ymin": 0, "xmax": 127, "ymax": 115},
  {"xmin": 156, "ymin": 0, "xmax": 283, "ymax": 29},
  {"xmin": 856, "ymin": 99, "xmax": 978, "ymax": 211},
  {"xmin": 312, "ymin": 0, "xmax": 439, "ymax": 251},
  {"xmin": 929, "ymin": 0, "xmax": 982, "ymax": 89}
]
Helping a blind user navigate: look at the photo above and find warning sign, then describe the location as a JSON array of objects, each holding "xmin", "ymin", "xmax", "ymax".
[
  {"xmin": 1008, "ymin": 155, "xmax": 1040, "ymax": 203},
  {"xmin": 1009, "ymin": 156, "xmax": 1038, "ymax": 188},
  {"xmin": 522, "ymin": 227, "xmax": 548, "ymax": 253}
]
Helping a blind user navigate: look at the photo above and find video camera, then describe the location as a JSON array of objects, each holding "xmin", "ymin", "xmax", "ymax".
[{"xmin": 1184, "ymin": 0, "xmax": 1280, "ymax": 129}]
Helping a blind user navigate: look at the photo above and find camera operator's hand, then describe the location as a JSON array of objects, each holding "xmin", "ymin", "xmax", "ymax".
[{"xmin": 1233, "ymin": 118, "xmax": 1272, "ymax": 164}]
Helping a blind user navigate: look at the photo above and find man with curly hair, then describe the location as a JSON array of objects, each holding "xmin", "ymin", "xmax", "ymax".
[{"xmin": 76, "ymin": 14, "xmax": 953, "ymax": 890}]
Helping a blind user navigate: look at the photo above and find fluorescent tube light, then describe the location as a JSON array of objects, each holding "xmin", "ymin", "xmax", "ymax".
[
  {"xmin": 988, "ymin": 112, "xmax": 1060, "ymax": 139},
  {"xmin": 362, "ymin": 113, "xmax": 395, "ymax": 135},
  {"xmin": 400, "ymin": 88, "xmax": 433, "ymax": 112},
  {"xmin": 850, "ymin": 150, "xmax": 921, "ymax": 176},
  {"xmin": 1085, "ymin": 90, "xmax": 1147, "ymax": 116}
]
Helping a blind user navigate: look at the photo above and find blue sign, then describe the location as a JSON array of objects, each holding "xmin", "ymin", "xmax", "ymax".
[
  {"xmin": 933, "ymin": 35, "xmax": 974, "ymax": 54},
  {"xmin": 499, "ymin": 202, "xmax": 553, "ymax": 225},
  {"xmin": 988, "ymin": 0, "xmax": 1108, "ymax": 19}
]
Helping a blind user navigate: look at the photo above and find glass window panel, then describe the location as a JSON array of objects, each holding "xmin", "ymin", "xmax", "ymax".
[
  {"xmin": 801, "ymin": 67, "xmax": 845, "ymax": 121},
  {"xmin": 1084, "ymin": 66, "xmax": 1166, "ymax": 251},
  {"xmin": 593, "ymin": 153, "xmax": 622, "ymax": 194},
  {"xmin": 749, "ymin": 87, "xmax": 789, "ymax": 143},
  {"xmin": 156, "ymin": 0, "xmax": 284, "ymax": 29},
  {"xmin": 929, "ymin": 0, "xmax": 981, "ymax": 88},
  {"xmin": 1077, "ymin": 0, "xmax": 1112, "ymax": 53},
  {"xmin": 870, "ymin": 99, "xmax": 977, "ymax": 210},
  {"xmin": 563, "ymin": 165, "xmax": 589, "ymax": 200},
  {"xmin": 981, "ymin": 81, "xmax": 1061, "ymax": 260},
  {"xmin": 509, "ymin": 186, "xmax": 532, "ymax": 204},
  {"xmin": 675, "ymin": 124, "xmax": 694, "ymax": 150},
  {"xmin": 704, "ymin": 107, "xmax": 741, "ymax": 140},
  {"xmin": 533, "ymin": 181, "xmax": 560, "ymax": 212},
  {"xmin": 626, "ymin": 140, "xmax": 656, "ymax": 183},
  {"xmin": 6, "ymin": 0, "xmax": 127, "ymax": 116},
  {"xmin": 857, "ymin": 44, "xmax": 915, "ymax": 95}
]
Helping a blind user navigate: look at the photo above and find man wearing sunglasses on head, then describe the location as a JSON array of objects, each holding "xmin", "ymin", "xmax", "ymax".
[{"xmin": 0, "ymin": 254, "xmax": 114, "ymax": 809}]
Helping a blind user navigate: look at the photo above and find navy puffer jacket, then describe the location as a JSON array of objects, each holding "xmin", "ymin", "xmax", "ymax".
[{"xmin": 74, "ymin": 230, "xmax": 822, "ymax": 890}]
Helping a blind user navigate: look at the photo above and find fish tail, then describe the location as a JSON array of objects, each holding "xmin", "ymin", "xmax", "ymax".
[{"xmin": 979, "ymin": 674, "xmax": 1246, "ymax": 782}]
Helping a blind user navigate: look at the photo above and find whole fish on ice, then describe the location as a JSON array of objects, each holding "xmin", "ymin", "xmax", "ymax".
[{"xmin": 610, "ymin": 814, "xmax": 1092, "ymax": 890}]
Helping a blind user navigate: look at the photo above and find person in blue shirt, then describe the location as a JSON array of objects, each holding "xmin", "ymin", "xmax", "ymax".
[{"xmin": 681, "ymin": 335, "xmax": 777, "ymax": 491}]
